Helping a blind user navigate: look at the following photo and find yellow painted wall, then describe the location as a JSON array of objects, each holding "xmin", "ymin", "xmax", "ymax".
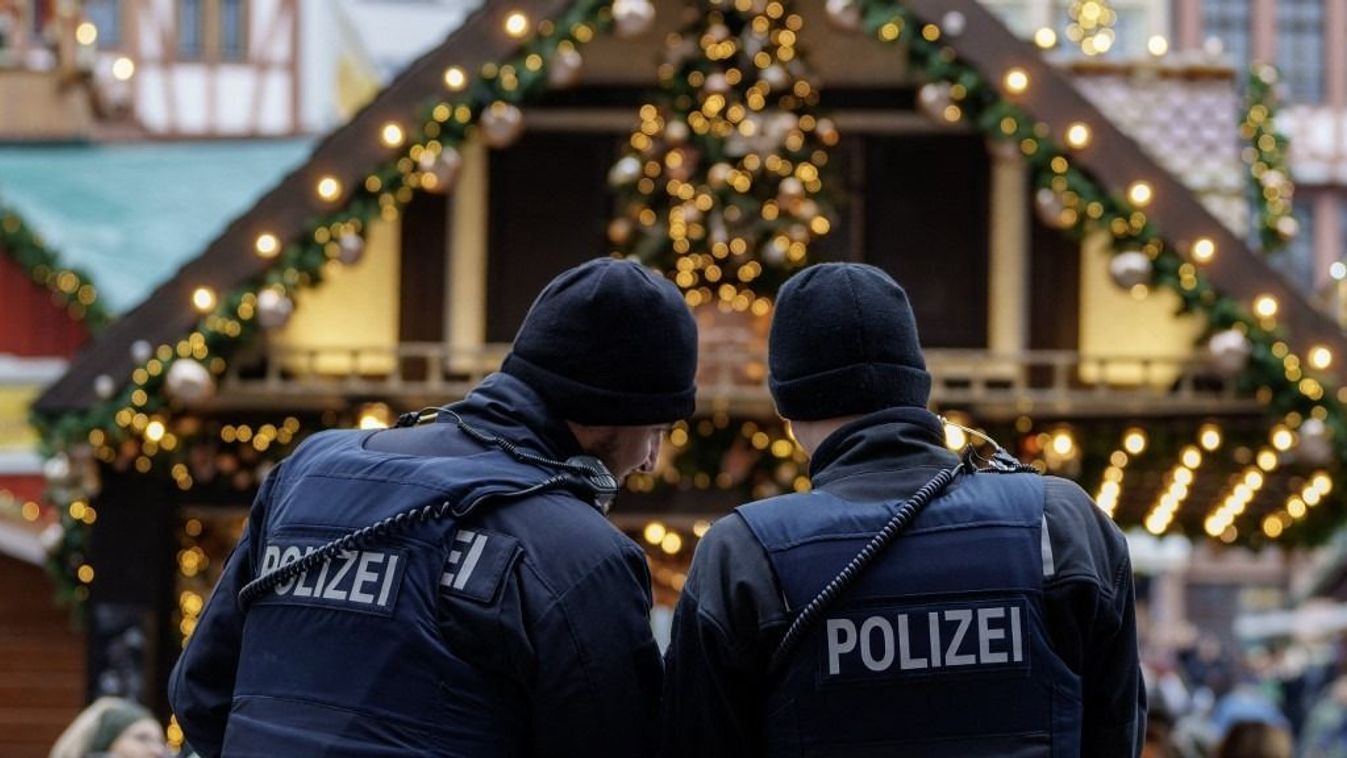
[
  {"xmin": 1079, "ymin": 231, "xmax": 1206, "ymax": 385},
  {"xmin": 270, "ymin": 217, "xmax": 401, "ymax": 374},
  {"xmin": 449, "ymin": 136, "xmax": 488, "ymax": 351},
  {"xmin": 0, "ymin": 386, "xmax": 39, "ymax": 450}
]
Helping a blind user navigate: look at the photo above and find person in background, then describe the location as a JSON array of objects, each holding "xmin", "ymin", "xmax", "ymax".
[
  {"xmin": 1213, "ymin": 720, "xmax": 1293, "ymax": 758},
  {"xmin": 50, "ymin": 696, "xmax": 167, "ymax": 758}
]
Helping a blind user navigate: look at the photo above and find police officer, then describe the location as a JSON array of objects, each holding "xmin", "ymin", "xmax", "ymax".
[
  {"xmin": 170, "ymin": 258, "xmax": 698, "ymax": 757},
  {"xmin": 661, "ymin": 263, "xmax": 1145, "ymax": 757}
]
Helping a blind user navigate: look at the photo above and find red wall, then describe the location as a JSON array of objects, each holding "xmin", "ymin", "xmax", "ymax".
[
  {"xmin": 0, "ymin": 556, "xmax": 85, "ymax": 757},
  {"xmin": 0, "ymin": 252, "xmax": 91, "ymax": 359}
]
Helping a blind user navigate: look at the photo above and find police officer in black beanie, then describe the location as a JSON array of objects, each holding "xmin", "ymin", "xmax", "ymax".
[
  {"xmin": 172, "ymin": 258, "xmax": 697, "ymax": 757},
  {"xmin": 661, "ymin": 263, "xmax": 1145, "ymax": 757}
]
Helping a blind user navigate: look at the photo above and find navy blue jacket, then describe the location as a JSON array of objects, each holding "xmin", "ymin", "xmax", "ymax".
[
  {"xmin": 169, "ymin": 373, "xmax": 662, "ymax": 757},
  {"xmin": 660, "ymin": 407, "xmax": 1145, "ymax": 757}
]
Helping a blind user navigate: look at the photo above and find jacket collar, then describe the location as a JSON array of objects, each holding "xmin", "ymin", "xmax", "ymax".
[
  {"xmin": 441, "ymin": 372, "xmax": 584, "ymax": 460},
  {"xmin": 808, "ymin": 406, "xmax": 960, "ymax": 490}
]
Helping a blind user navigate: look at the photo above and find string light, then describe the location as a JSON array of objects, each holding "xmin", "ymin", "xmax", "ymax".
[
  {"xmin": 380, "ymin": 122, "xmax": 405, "ymax": 148},
  {"xmin": 1064, "ymin": 122, "xmax": 1091, "ymax": 149},
  {"xmin": 1147, "ymin": 35, "xmax": 1169, "ymax": 56},
  {"xmin": 1191, "ymin": 237, "xmax": 1216, "ymax": 263},
  {"xmin": 1204, "ymin": 466, "xmax": 1266, "ymax": 538},
  {"xmin": 444, "ymin": 66, "xmax": 468, "ymax": 91},
  {"xmin": 1144, "ymin": 445, "xmax": 1202, "ymax": 535},
  {"xmin": 316, "ymin": 176, "xmax": 342, "ymax": 203},
  {"xmin": 112, "ymin": 57, "xmax": 136, "ymax": 81},
  {"xmin": 254, "ymin": 233, "xmax": 280, "ymax": 258},
  {"xmin": 76, "ymin": 22, "xmax": 98, "ymax": 45},
  {"xmin": 504, "ymin": 11, "xmax": 531, "ymax": 38},
  {"xmin": 1003, "ymin": 68, "xmax": 1030, "ymax": 95},
  {"xmin": 1034, "ymin": 27, "xmax": 1057, "ymax": 49},
  {"xmin": 1198, "ymin": 423, "xmax": 1222, "ymax": 452},
  {"xmin": 1127, "ymin": 181, "xmax": 1153, "ymax": 207},
  {"xmin": 1123, "ymin": 428, "xmax": 1147, "ymax": 455},
  {"xmin": 644, "ymin": 521, "xmax": 667, "ymax": 545},
  {"xmin": 1254, "ymin": 294, "xmax": 1279, "ymax": 319},
  {"xmin": 1309, "ymin": 345, "xmax": 1333, "ymax": 371},
  {"xmin": 191, "ymin": 287, "xmax": 216, "ymax": 312}
]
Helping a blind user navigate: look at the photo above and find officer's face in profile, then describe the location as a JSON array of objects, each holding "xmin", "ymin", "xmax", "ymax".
[{"xmin": 569, "ymin": 423, "xmax": 667, "ymax": 482}]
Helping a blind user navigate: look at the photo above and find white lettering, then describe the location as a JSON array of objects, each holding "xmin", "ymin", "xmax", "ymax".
[
  {"xmin": 897, "ymin": 614, "xmax": 927, "ymax": 670},
  {"xmin": 276, "ymin": 546, "xmax": 303, "ymax": 594},
  {"xmin": 928, "ymin": 611, "xmax": 942, "ymax": 668},
  {"xmin": 310, "ymin": 554, "xmax": 332, "ymax": 597},
  {"xmin": 1011, "ymin": 606, "xmax": 1024, "ymax": 662},
  {"xmin": 261, "ymin": 545, "xmax": 280, "ymax": 574},
  {"xmin": 293, "ymin": 547, "xmax": 319, "ymax": 597},
  {"xmin": 826, "ymin": 619, "xmax": 857, "ymax": 675},
  {"xmin": 350, "ymin": 552, "xmax": 384, "ymax": 603},
  {"xmin": 978, "ymin": 607, "xmax": 1008, "ymax": 664},
  {"xmin": 944, "ymin": 609, "xmax": 976, "ymax": 666},
  {"xmin": 377, "ymin": 555, "xmax": 400, "ymax": 606},
  {"xmin": 322, "ymin": 550, "xmax": 356, "ymax": 601},
  {"xmin": 859, "ymin": 617, "xmax": 894, "ymax": 672}
]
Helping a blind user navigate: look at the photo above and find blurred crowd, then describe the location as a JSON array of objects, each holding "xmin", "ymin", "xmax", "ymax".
[{"xmin": 1146, "ymin": 635, "xmax": 1347, "ymax": 757}]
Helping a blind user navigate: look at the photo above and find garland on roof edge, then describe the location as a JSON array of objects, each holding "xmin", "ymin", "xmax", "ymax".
[
  {"xmin": 0, "ymin": 205, "xmax": 111, "ymax": 330},
  {"xmin": 28, "ymin": 0, "xmax": 1346, "ymax": 616}
]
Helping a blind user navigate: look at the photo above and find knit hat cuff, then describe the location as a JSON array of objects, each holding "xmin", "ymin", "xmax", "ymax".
[
  {"xmin": 501, "ymin": 353, "xmax": 696, "ymax": 425},
  {"xmin": 770, "ymin": 362, "xmax": 932, "ymax": 421}
]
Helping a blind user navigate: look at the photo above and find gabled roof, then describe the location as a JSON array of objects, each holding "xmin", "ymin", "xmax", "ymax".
[{"xmin": 35, "ymin": 0, "xmax": 1347, "ymax": 415}]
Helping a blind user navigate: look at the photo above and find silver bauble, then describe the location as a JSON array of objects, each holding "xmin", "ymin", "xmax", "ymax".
[
  {"xmin": 418, "ymin": 146, "xmax": 462, "ymax": 194},
  {"xmin": 1208, "ymin": 329, "xmax": 1252, "ymax": 376},
  {"xmin": 916, "ymin": 82, "xmax": 953, "ymax": 122},
  {"xmin": 256, "ymin": 288, "xmax": 294, "ymax": 331},
  {"xmin": 825, "ymin": 0, "xmax": 862, "ymax": 31},
  {"xmin": 93, "ymin": 374, "xmax": 117, "ymax": 400},
  {"xmin": 608, "ymin": 155, "xmax": 643, "ymax": 187},
  {"xmin": 165, "ymin": 359, "xmax": 216, "ymax": 405},
  {"xmin": 548, "ymin": 47, "xmax": 584, "ymax": 89},
  {"xmin": 130, "ymin": 339, "xmax": 153, "ymax": 365},
  {"xmin": 612, "ymin": 0, "xmax": 656, "ymax": 38},
  {"xmin": 480, "ymin": 102, "xmax": 524, "ymax": 149},
  {"xmin": 1297, "ymin": 418, "xmax": 1334, "ymax": 466},
  {"xmin": 665, "ymin": 119, "xmax": 690, "ymax": 145},
  {"xmin": 761, "ymin": 65, "xmax": 790, "ymax": 91},
  {"xmin": 941, "ymin": 11, "xmax": 967, "ymax": 36},
  {"xmin": 1108, "ymin": 250, "xmax": 1152, "ymax": 290},
  {"xmin": 44, "ymin": 453, "xmax": 72, "ymax": 487},
  {"xmin": 1035, "ymin": 188, "xmax": 1066, "ymax": 227},
  {"xmin": 337, "ymin": 232, "xmax": 365, "ymax": 265},
  {"xmin": 777, "ymin": 177, "xmax": 805, "ymax": 201}
]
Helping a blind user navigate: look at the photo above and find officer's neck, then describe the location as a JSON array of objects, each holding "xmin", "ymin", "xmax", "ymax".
[{"xmin": 787, "ymin": 417, "xmax": 864, "ymax": 459}]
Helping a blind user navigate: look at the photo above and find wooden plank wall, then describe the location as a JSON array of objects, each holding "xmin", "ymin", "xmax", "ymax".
[
  {"xmin": 0, "ymin": 557, "xmax": 86, "ymax": 757},
  {"xmin": 0, "ymin": 252, "xmax": 91, "ymax": 359}
]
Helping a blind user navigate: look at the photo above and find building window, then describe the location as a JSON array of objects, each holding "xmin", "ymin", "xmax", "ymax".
[
  {"xmin": 178, "ymin": 0, "xmax": 203, "ymax": 59},
  {"xmin": 1202, "ymin": 0, "xmax": 1250, "ymax": 71},
  {"xmin": 1271, "ymin": 199, "xmax": 1315, "ymax": 291},
  {"xmin": 84, "ymin": 0, "xmax": 120, "ymax": 49},
  {"xmin": 1276, "ymin": 0, "xmax": 1325, "ymax": 103},
  {"xmin": 220, "ymin": 0, "xmax": 246, "ymax": 61}
]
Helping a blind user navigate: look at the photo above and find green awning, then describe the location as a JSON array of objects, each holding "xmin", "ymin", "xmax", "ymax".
[{"xmin": 0, "ymin": 139, "xmax": 313, "ymax": 312}]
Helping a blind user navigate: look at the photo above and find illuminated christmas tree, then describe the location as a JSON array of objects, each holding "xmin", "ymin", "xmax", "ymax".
[{"xmin": 607, "ymin": 0, "xmax": 838, "ymax": 312}]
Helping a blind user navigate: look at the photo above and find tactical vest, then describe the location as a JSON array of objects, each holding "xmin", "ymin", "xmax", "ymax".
[
  {"xmin": 737, "ymin": 471, "xmax": 1082, "ymax": 757},
  {"xmin": 224, "ymin": 430, "xmax": 551, "ymax": 757}
]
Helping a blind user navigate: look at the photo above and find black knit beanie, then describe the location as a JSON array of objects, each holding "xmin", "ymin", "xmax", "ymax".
[
  {"xmin": 769, "ymin": 263, "xmax": 932, "ymax": 421},
  {"xmin": 501, "ymin": 258, "xmax": 698, "ymax": 425}
]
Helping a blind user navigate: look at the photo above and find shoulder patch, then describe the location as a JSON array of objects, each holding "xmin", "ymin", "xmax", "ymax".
[{"xmin": 441, "ymin": 528, "xmax": 521, "ymax": 604}]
